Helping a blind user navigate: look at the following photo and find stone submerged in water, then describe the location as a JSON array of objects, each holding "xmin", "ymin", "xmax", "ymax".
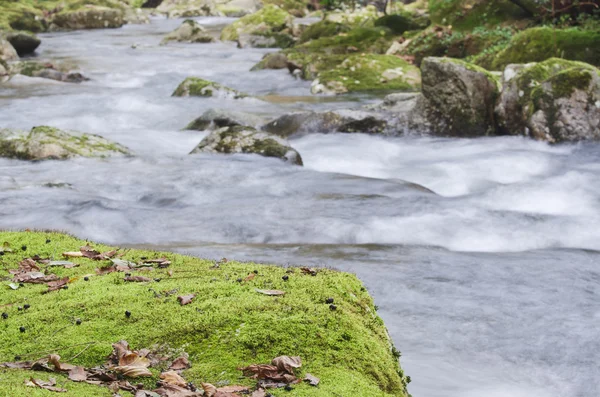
[
  {"xmin": 190, "ymin": 125, "xmax": 303, "ymax": 165},
  {"xmin": 0, "ymin": 126, "xmax": 130, "ymax": 161},
  {"xmin": 161, "ymin": 19, "xmax": 215, "ymax": 44},
  {"xmin": 185, "ymin": 109, "xmax": 266, "ymax": 131},
  {"xmin": 14, "ymin": 61, "xmax": 89, "ymax": 83},
  {"xmin": 172, "ymin": 77, "xmax": 247, "ymax": 99},
  {"xmin": 495, "ymin": 58, "xmax": 600, "ymax": 142}
]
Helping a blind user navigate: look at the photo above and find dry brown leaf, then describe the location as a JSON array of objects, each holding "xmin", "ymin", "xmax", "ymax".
[
  {"xmin": 177, "ymin": 294, "xmax": 195, "ymax": 306},
  {"xmin": 114, "ymin": 364, "xmax": 153, "ymax": 377},
  {"xmin": 217, "ymin": 386, "xmax": 249, "ymax": 393},
  {"xmin": 240, "ymin": 364, "xmax": 283, "ymax": 380},
  {"xmin": 201, "ymin": 383, "xmax": 217, "ymax": 397},
  {"xmin": 96, "ymin": 265, "xmax": 117, "ymax": 275},
  {"xmin": 169, "ymin": 356, "xmax": 190, "ymax": 371},
  {"xmin": 250, "ymin": 389, "xmax": 266, "ymax": 397},
  {"xmin": 67, "ymin": 367, "xmax": 88, "ymax": 382},
  {"xmin": 154, "ymin": 383, "xmax": 203, "ymax": 397},
  {"xmin": 48, "ymin": 354, "xmax": 76, "ymax": 371},
  {"xmin": 255, "ymin": 289, "xmax": 285, "ymax": 296},
  {"xmin": 47, "ymin": 261, "xmax": 78, "ymax": 268},
  {"xmin": 18, "ymin": 258, "xmax": 41, "ymax": 272},
  {"xmin": 272, "ymin": 356, "xmax": 301, "ymax": 374},
  {"xmin": 124, "ymin": 276, "xmax": 152, "ymax": 282},
  {"xmin": 114, "ymin": 351, "xmax": 152, "ymax": 378},
  {"xmin": 26, "ymin": 377, "xmax": 67, "ymax": 392},
  {"xmin": 243, "ymin": 273, "xmax": 255, "ymax": 282},
  {"xmin": 109, "ymin": 340, "xmax": 130, "ymax": 363},
  {"xmin": 160, "ymin": 371, "xmax": 187, "ymax": 387},
  {"xmin": 1, "ymin": 361, "xmax": 33, "ymax": 369},
  {"xmin": 63, "ymin": 251, "xmax": 84, "ymax": 258},
  {"xmin": 46, "ymin": 277, "xmax": 69, "ymax": 292},
  {"xmin": 304, "ymin": 373, "xmax": 320, "ymax": 386},
  {"xmin": 168, "ymin": 270, "xmax": 173, "ymax": 277}
]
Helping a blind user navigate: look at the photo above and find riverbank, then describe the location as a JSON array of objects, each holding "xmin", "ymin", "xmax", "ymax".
[{"xmin": 0, "ymin": 231, "xmax": 410, "ymax": 396}]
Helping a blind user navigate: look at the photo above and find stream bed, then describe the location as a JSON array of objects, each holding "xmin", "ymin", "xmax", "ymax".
[{"xmin": 1, "ymin": 17, "xmax": 599, "ymax": 397}]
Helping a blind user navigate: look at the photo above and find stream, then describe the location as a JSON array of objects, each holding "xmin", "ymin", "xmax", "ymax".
[{"xmin": 1, "ymin": 17, "xmax": 599, "ymax": 397}]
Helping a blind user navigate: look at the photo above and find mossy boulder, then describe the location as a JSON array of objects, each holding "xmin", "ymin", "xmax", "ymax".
[
  {"xmin": 295, "ymin": 26, "xmax": 394, "ymax": 56},
  {"xmin": 374, "ymin": 12, "xmax": 429, "ymax": 35},
  {"xmin": 262, "ymin": 110, "xmax": 388, "ymax": 137},
  {"xmin": 263, "ymin": 0, "xmax": 307, "ymax": 17},
  {"xmin": 4, "ymin": 31, "xmax": 41, "ymax": 56},
  {"xmin": 161, "ymin": 19, "xmax": 214, "ymax": 45},
  {"xmin": 13, "ymin": 61, "xmax": 89, "ymax": 83},
  {"xmin": 190, "ymin": 125, "xmax": 303, "ymax": 165},
  {"xmin": 298, "ymin": 20, "xmax": 351, "ymax": 44},
  {"xmin": 325, "ymin": 5, "xmax": 380, "ymax": 28},
  {"xmin": 415, "ymin": 57, "xmax": 500, "ymax": 136},
  {"xmin": 0, "ymin": 58, "xmax": 9, "ymax": 79},
  {"xmin": 50, "ymin": 6, "xmax": 125, "ymax": 30},
  {"xmin": 216, "ymin": 0, "xmax": 262, "ymax": 17},
  {"xmin": 429, "ymin": 0, "xmax": 532, "ymax": 31},
  {"xmin": 0, "ymin": 126, "xmax": 130, "ymax": 160},
  {"xmin": 251, "ymin": 52, "xmax": 290, "ymax": 71},
  {"xmin": 237, "ymin": 31, "xmax": 295, "ymax": 49},
  {"xmin": 495, "ymin": 58, "xmax": 600, "ymax": 142},
  {"xmin": 488, "ymin": 27, "xmax": 600, "ymax": 71},
  {"xmin": 185, "ymin": 109, "xmax": 266, "ymax": 131},
  {"xmin": 220, "ymin": 5, "xmax": 293, "ymax": 44},
  {"xmin": 0, "ymin": 38, "xmax": 18, "ymax": 62},
  {"xmin": 311, "ymin": 54, "xmax": 421, "ymax": 95},
  {"xmin": 156, "ymin": 0, "xmax": 218, "ymax": 18},
  {"xmin": 172, "ymin": 77, "xmax": 247, "ymax": 99},
  {"xmin": 0, "ymin": 231, "xmax": 410, "ymax": 397}
]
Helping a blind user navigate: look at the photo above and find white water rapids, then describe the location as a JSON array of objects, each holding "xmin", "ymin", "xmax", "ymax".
[{"xmin": 0, "ymin": 17, "xmax": 599, "ymax": 397}]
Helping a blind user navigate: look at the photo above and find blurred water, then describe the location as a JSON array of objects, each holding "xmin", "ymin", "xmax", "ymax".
[{"xmin": 0, "ymin": 17, "xmax": 599, "ymax": 397}]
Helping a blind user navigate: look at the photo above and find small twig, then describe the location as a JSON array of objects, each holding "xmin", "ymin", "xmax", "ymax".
[{"xmin": 67, "ymin": 342, "xmax": 96, "ymax": 362}]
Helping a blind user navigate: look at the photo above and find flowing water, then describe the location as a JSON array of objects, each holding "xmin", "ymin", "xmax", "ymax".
[{"xmin": 1, "ymin": 17, "xmax": 599, "ymax": 397}]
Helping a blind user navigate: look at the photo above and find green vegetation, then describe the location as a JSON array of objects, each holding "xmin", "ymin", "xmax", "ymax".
[
  {"xmin": 172, "ymin": 77, "xmax": 246, "ymax": 99},
  {"xmin": 0, "ymin": 231, "xmax": 410, "ymax": 396},
  {"xmin": 429, "ymin": 0, "xmax": 530, "ymax": 30},
  {"xmin": 298, "ymin": 21, "xmax": 351, "ymax": 44},
  {"xmin": 220, "ymin": 5, "xmax": 292, "ymax": 41}
]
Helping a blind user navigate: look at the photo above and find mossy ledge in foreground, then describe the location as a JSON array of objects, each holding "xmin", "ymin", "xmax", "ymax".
[{"xmin": 0, "ymin": 231, "xmax": 410, "ymax": 397}]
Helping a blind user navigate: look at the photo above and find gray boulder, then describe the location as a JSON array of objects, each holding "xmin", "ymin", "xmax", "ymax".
[
  {"xmin": 172, "ymin": 77, "xmax": 247, "ymax": 99},
  {"xmin": 190, "ymin": 125, "xmax": 303, "ymax": 165},
  {"xmin": 414, "ymin": 57, "xmax": 500, "ymax": 137},
  {"xmin": 0, "ymin": 38, "xmax": 18, "ymax": 62},
  {"xmin": 185, "ymin": 109, "xmax": 266, "ymax": 131},
  {"xmin": 5, "ymin": 32, "xmax": 41, "ymax": 56},
  {"xmin": 50, "ymin": 6, "xmax": 125, "ymax": 30},
  {"xmin": 0, "ymin": 126, "xmax": 130, "ymax": 161},
  {"xmin": 250, "ymin": 52, "xmax": 290, "ymax": 71},
  {"xmin": 495, "ymin": 58, "xmax": 600, "ymax": 142},
  {"xmin": 161, "ymin": 19, "xmax": 215, "ymax": 45},
  {"xmin": 14, "ymin": 61, "xmax": 89, "ymax": 83}
]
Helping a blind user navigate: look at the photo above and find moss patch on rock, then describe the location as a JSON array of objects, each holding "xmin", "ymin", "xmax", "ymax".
[
  {"xmin": 172, "ymin": 77, "xmax": 247, "ymax": 99},
  {"xmin": 298, "ymin": 21, "xmax": 351, "ymax": 44},
  {"xmin": 0, "ymin": 231, "xmax": 411, "ymax": 396},
  {"xmin": 374, "ymin": 12, "xmax": 429, "ymax": 35},
  {"xmin": 220, "ymin": 5, "xmax": 292, "ymax": 42},
  {"xmin": 488, "ymin": 27, "xmax": 600, "ymax": 70},
  {"xmin": 429, "ymin": 0, "xmax": 531, "ymax": 31},
  {"xmin": 296, "ymin": 26, "xmax": 394, "ymax": 55}
]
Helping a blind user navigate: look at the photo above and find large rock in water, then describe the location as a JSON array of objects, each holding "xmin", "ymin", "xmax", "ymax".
[
  {"xmin": 5, "ymin": 32, "xmax": 41, "ymax": 56},
  {"xmin": 220, "ymin": 5, "xmax": 294, "ymax": 48},
  {"xmin": 50, "ymin": 6, "xmax": 125, "ymax": 30},
  {"xmin": 495, "ymin": 58, "xmax": 600, "ymax": 142},
  {"xmin": 172, "ymin": 77, "xmax": 247, "ymax": 99},
  {"xmin": 157, "ymin": 0, "xmax": 218, "ymax": 18},
  {"xmin": 190, "ymin": 126, "xmax": 303, "ymax": 165},
  {"xmin": 0, "ymin": 38, "xmax": 18, "ymax": 62},
  {"xmin": 185, "ymin": 109, "xmax": 266, "ymax": 130},
  {"xmin": 414, "ymin": 57, "xmax": 500, "ymax": 137},
  {"xmin": 161, "ymin": 19, "xmax": 214, "ymax": 44},
  {"xmin": 14, "ymin": 61, "xmax": 89, "ymax": 83},
  {"xmin": 0, "ymin": 126, "xmax": 130, "ymax": 160}
]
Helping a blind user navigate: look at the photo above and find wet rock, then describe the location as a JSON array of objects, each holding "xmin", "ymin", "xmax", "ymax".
[
  {"xmin": 124, "ymin": 7, "xmax": 151, "ymax": 24},
  {"xmin": 185, "ymin": 109, "xmax": 266, "ymax": 130},
  {"xmin": 413, "ymin": 57, "xmax": 500, "ymax": 137},
  {"xmin": 14, "ymin": 61, "xmax": 89, "ymax": 83},
  {"xmin": 161, "ymin": 19, "xmax": 214, "ymax": 44},
  {"xmin": 250, "ymin": 52, "xmax": 290, "ymax": 71},
  {"xmin": 172, "ymin": 77, "xmax": 247, "ymax": 99},
  {"xmin": 0, "ymin": 59, "xmax": 10, "ymax": 80},
  {"xmin": 220, "ymin": 5, "xmax": 294, "ymax": 48},
  {"xmin": 190, "ymin": 125, "xmax": 303, "ymax": 165},
  {"xmin": 0, "ymin": 38, "xmax": 18, "ymax": 62},
  {"xmin": 157, "ymin": 0, "xmax": 218, "ymax": 18},
  {"xmin": 216, "ymin": 0, "xmax": 262, "ymax": 17},
  {"xmin": 495, "ymin": 58, "xmax": 600, "ymax": 142},
  {"xmin": 0, "ymin": 126, "xmax": 131, "ymax": 161},
  {"xmin": 262, "ymin": 110, "xmax": 388, "ymax": 137},
  {"xmin": 237, "ymin": 32, "xmax": 294, "ymax": 49},
  {"xmin": 50, "ymin": 6, "xmax": 125, "ymax": 30},
  {"xmin": 5, "ymin": 32, "xmax": 41, "ymax": 56}
]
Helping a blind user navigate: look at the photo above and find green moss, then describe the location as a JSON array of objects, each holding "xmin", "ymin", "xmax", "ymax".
[
  {"xmin": 437, "ymin": 57, "xmax": 501, "ymax": 88},
  {"xmin": 374, "ymin": 12, "xmax": 429, "ymax": 35},
  {"xmin": 249, "ymin": 137, "xmax": 289, "ymax": 159},
  {"xmin": 429, "ymin": 0, "xmax": 530, "ymax": 31},
  {"xmin": 297, "ymin": 26, "xmax": 394, "ymax": 55},
  {"xmin": 172, "ymin": 77, "xmax": 245, "ymax": 98},
  {"xmin": 263, "ymin": 0, "xmax": 307, "ymax": 17},
  {"xmin": 490, "ymin": 27, "xmax": 600, "ymax": 70},
  {"xmin": 298, "ymin": 21, "xmax": 351, "ymax": 44},
  {"xmin": 220, "ymin": 5, "xmax": 291, "ymax": 41},
  {"xmin": 317, "ymin": 54, "xmax": 421, "ymax": 93},
  {"xmin": 0, "ymin": 231, "xmax": 410, "ymax": 396},
  {"xmin": 548, "ymin": 68, "xmax": 594, "ymax": 98}
]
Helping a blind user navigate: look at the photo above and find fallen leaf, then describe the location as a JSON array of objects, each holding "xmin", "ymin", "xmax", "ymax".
[
  {"xmin": 177, "ymin": 294, "xmax": 195, "ymax": 306},
  {"xmin": 111, "ymin": 258, "xmax": 136, "ymax": 269},
  {"xmin": 255, "ymin": 289, "xmax": 285, "ymax": 296},
  {"xmin": 272, "ymin": 356, "xmax": 301, "ymax": 374},
  {"xmin": 303, "ymin": 373, "xmax": 320, "ymax": 386},
  {"xmin": 47, "ymin": 261, "xmax": 78, "ymax": 268},
  {"xmin": 46, "ymin": 277, "xmax": 69, "ymax": 292},
  {"xmin": 26, "ymin": 377, "xmax": 67, "ymax": 392},
  {"xmin": 169, "ymin": 356, "xmax": 190, "ymax": 371},
  {"xmin": 48, "ymin": 354, "xmax": 76, "ymax": 371},
  {"xmin": 68, "ymin": 367, "xmax": 88, "ymax": 382},
  {"xmin": 167, "ymin": 270, "xmax": 173, "ymax": 277},
  {"xmin": 240, "ymin": 364, "xmax": 283, "ymax": 380},
  {"xmin": 136, "ymin": 391, "xmax": 162, "ymax": 397},
  {"xmin": 243, "ymin": 273, "xmax": 255, "ymax": 282},
  {"xmin": 14, "ymin": 271, "xmax": 58, "ymax": 284},
  {"xmin": 109, "ymin": 340, "xmax": 130, "ymax": 364},
  {"xmin": 80, "ymin": 245, "xmax": 101, "ymax": 258},
  {"xmin": 18, "ymin": 258, "xmax": 41, "ymax": 272},
  {"xmin": 218, "ymin": 386, "xmax": 249, "ymax": 393},
  {"xmin": 201, "ymin": 383, "xmax": 217, "ymax": 397},
  {"xmin": 63, "ymin": 251, "xmax": 83, "ymax": 258},
  {"xmin": 1, "ymin": 361, "xmax": 34, "ymax": 369},
  {"xmin": 8, "ymin": 283, "xmax": 19, "ymax": 290},
  {"xmin": 250, "ymin": 389, "xmax": 266, "ymax": 397},
  {"xmin": 160, "ymin": 371, "xmax": 187, "ymax": 387},
  {"xmin": 96, "ymin": 265, "xmax": 117, "ymax": 275},
  {"xmin": 114, "ymin": 352, "xmax": 152, "ymax": 377},
  {"xmin": 124, "ymin": 276, "xmax": 152, "ymax": 282},
  {"xmin": 1, "ymin": 241, "xmax": 13, "ymax": 253},
  {"xmin": 154, "ymin": 383, "xmax": 203, "ymax": 396}
]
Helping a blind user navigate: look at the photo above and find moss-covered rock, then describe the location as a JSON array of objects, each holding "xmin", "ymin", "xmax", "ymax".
[
  {"xmin": 374, "ymin": 11, "xmax": 429, "ymax": 35},
  {"xmin": 311, "ymin": 54, "xmax": 421, "ymax": 95},
  {"xmin": 237, "ymin": 31, "xmax": 295, "ymax": 49},
  {"xmin": 172, "ymin": 77, "xmax": 247, "ymax": 99},
  {"xmin": 488, "ymin": 27, "xmax": 600, "ymax": 71},
  {"xmin": 220, "ymin": 5, "xmax": 293, "ymax": 43},
  {"xmin": 415, "ymin": 57, "xmax": 500, "ymax": 137},
  {"xmin": 296, "ymin": 26, "xmax": 394, "ymax": 55},
  {"xmin": 263, "ymin": 0, "xmax": 307, "ymax": 17},
  {"xmin": 0, "ymin": 126, "xmax": 130, "ymax": 160},
  {"xmin": 495, "ymin": 58, "xmax": 600, "ymax": 142},
  {"xmin": 185, "ymin": 109, "xmax": 266, "ymax": 131},
  {"xmin": 50, "ymin": 6, "xmax": 125, "ymax": 30},
  {"xmin": 262, "ymin": 110, "xmax": 389, "ymax": 137},
  {"xmin": 13, "ymin": 61, "xmax": 89, "ymax": 83},
  {"xmin": 216, "ymin": 0, "xmax": 262, "ymax": 17},
  {"xmin": 298, "ymin": 20, "xmax": 351, "ymax": 44},
  {"xmin": 325, "ymin": 5, "xmax": 380, "ymax": 28},
  {"xmin": 4, "ymin": 31, "xmax": 41, "ymax": 56},
  {"xmin": 190, "ymin": 125, "xmax": 303, "ymax": 165},
  {"xmin": 0, "ymin": 231, "xmax": 410, "ymax": 397},
  {"xmin": 250, "ymin": 52, "xmax": 290, "ymax": 71},
  {"xmin": 156, "ymin": 0, "xmax": 218, "ymax": 18},
  {"xmin": 429, "ymin": 0, "xmax": 532, "ymax": 31},
  {"xmin": 161, "ymin": 19, "xmax": 214, "ymax": 45}
]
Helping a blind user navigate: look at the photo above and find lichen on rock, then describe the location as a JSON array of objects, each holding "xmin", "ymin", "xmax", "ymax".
[
  {"xmin": 161, "ymin": 19, "xmax": 214, "ymax": 44},
  {"xmin": 172, "ymin": 77, "xmax": 247, "ymax": 99},
  {"xmin": 190, "ymin": 125, "xmax": 303, "ymax": 165},
  {"xmin": 0, "ymin": 126, "xmax": 131, "ymax": 160},
  {"xmin": 220, "ymin": 5, "xmax": 294, "ymax": 47}
]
